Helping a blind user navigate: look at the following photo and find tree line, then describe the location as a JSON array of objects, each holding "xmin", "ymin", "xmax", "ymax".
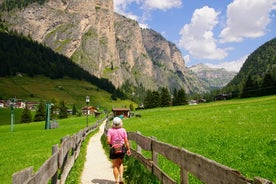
[
  {"xmin": 0, "ymin": 31, "xmax": 125, "ymax": 99},
  {"xmin": 0, "ymin": 0, "xmax": 46, "ymax": 11},
  {"xmin": 220, "ymin": 38, "xmax": 276, "ymax": 99},
  {"xmin": 240, "ymin": 70, "xmax": 276, "ymax": 98},
  {"xmin": 142, "ymin": 87, "xmax": 188, "ymax": 109}
]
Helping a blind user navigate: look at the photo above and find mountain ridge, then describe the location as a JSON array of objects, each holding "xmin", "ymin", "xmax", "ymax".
[
  {"xmin": 1, "ymin": 0, "xmax": 208, "ymax": 94},
  {"xmin": 222, "ymin": 37, "xmax": 276, "ymax": 97},
  {"xmin": 189, "ymin": 63, "xmax": 237, "ymax": 89}
]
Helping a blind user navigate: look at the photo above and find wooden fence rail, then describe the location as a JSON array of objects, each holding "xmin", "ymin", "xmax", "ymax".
[
  {"xmin": 12, "ymin": 119, "xmax": 104, "ymax": 184},
  {"xmin": 127, "ymin": 131, "xmax": 273, "ymax": 184}
]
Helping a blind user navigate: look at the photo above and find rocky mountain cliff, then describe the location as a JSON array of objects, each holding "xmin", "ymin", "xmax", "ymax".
[
  {"xmin": 189, "ymin": 64, "xmax": 237, "ymax": 89},
  {"xmin": 1, "ymin": 0, "xmax": 208, "ymax": 94}
]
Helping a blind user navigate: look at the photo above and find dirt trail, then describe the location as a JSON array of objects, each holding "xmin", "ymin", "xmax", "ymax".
[{"xmin": 81, "ymin": 123, "xmax": 115, "ymax": 184}]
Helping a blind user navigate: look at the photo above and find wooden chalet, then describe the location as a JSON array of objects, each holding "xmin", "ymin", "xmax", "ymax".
[
  {"xmin": 112, "ymin": 108, "xmax": 130, "ymax": 118},
  {"xmin": 82, "ymin": 106, "xmax": 97, "ymax": 115}
]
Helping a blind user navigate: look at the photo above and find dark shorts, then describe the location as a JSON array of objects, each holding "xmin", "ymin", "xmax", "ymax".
[{"xmin": 109, "ymin": 145, "xmax": 126, "ymax": 160}]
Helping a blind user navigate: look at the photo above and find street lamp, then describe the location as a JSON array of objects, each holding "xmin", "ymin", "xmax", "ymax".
[
  {"xmin": 86, "ymin": 96, "xmax": 90, "ymax": 127},
  {"xmin": 10, "ymin": 98, "xmax": 16, "ymax": 132},
  {"xmin": 45, "ymin": 102, "xmax": 52, "ymax": 130}
]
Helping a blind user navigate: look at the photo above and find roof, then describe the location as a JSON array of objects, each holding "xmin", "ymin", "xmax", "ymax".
[{"xmin": 112, "ymin": 108, "xmax": 130, "ymax": 111}]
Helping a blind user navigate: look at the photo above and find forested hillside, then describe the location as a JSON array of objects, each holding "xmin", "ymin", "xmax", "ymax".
[
  {"xmin": 0, "ymin": 0, "xmax": 46, "ymax": 11},
  {"xmin": 0, "ymin": 0, "xmax": 209, "ymax": 96},
  {"xmin": 222, "ymin": 38, "xmax": 276, "ymax": 98},
  {"xmin": 0, "ymin": 32, "xmax": 124, "ymax": 99}
]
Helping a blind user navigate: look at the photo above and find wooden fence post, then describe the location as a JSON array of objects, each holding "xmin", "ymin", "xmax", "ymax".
[
  {"xmin": 151, "ymin": 136, "xmax": 158, "ymax": 165},
  {"xmin": 52, "ymin": 144, "xmax": 59, "ymax": 184},
  {"xmin": 127, "ymin": 132, "xmax": 274, "ymax": 184},
  {"xmin": 136, "ymin": 131, "xmax": 142, "ymax": 154},
  {"xmin": 180, "ymin": 167, "xmax": 189, "ymax": 184},
  {"xmin": 253, "ymin": 177, "xmax": 273, "ymax": 184},
  {"xmin": 12, "ymin": 166, "xmax": 33, "ymax": 184}
]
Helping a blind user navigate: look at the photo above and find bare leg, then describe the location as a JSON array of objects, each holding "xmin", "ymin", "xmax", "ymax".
[
  {"xmin": 119, "ymin": 162, "xmax": 124, "ymax": 180},
  {"xmin": 116, "ymin": 158, "xmax": 124, "ymax": 182},
  {"xmin": 112, "ymin": 159, "xmax": 120, "ymax": 183}
]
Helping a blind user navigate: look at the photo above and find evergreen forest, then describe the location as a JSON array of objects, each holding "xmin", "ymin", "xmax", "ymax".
[
  {"xmin": 221, "ymin": 38, "xmax": 276, "ymax": 98},
  {"xmin": 0, "ymin": 0, "xmax": 46, "ymax": 11},
  {"xmin": 0, "ymin": 31, "xmax": 125, "ymax": 99}
]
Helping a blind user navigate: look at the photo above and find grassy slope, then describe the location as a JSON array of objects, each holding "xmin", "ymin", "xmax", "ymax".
[
  {"xmin": 0, "ymin": 75, "xmax": 134, "ymax": 124},
  {"xmin": 0, "ymin": 75, "xmax": 120, "ymax": 109},
  {"xmin": 123, "ymin": 95, "xmax": 276, "ymax": 183}
]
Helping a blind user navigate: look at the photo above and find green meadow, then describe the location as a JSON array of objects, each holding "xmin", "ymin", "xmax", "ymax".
[
  {"xmin": 0, "ymin": 116, "xmax": 102, "ymax": 183},
  {"xmin": 0, "ymin": 75, "xmax": 134, "ymax": 111},
  {"xmin": 123, "ymin": 95, "xmax": 276, "ymax": 183},
  {"xmin": 0, "ymin": 95, "xmax": 275, "ymax": 183}
]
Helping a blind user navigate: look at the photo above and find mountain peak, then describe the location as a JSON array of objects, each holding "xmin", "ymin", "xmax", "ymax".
[
  {"xmin": 1, "ymin": 0, "xmax": 208, "ymax": 94},
  {"xmin": 189, "ymin": 63, "xmax": 237, "ymax": 89}
]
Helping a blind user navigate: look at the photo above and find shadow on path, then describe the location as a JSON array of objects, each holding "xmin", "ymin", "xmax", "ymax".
[{"xmin": 91, "ymin": 179, "xmax": 114, "ymax": 184}]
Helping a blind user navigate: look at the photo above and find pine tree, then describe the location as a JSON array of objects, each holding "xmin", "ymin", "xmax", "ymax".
[
  {"xmin": 59, "ymin": 101, "xmax": 68, "ymax": 119},
  {"xmin": 241, "ymin": 75, "xmax": 259, "ymax": 98},
  {"xmin": 144, "ymin": 90, "xmax": 161, "ymax": 109},
  {"xmin": 177, "ymin": 88, "xmax": 188, "ymax": 105},
  {"xmin": 72, "ymin": 104, "xmax": 77, "ymax": 115},
  {"xmin": 151, "ymin": 91, "xmax": 161, "ymax": 108},
  {"xmin": 172, "ymin": 88, "xmax": 178, "ymax": 106},
  {"xmin": 260, "ymin": 73, "xmax": 276, "ymax": 96},
  {"xmin": 160, "ymin": 87, "xmax": 171, "ymax": 107},
  {"xmin": 20, "ymin": 105, "xmax": 32, "ymax": 123},
  {"xmin": 34, "ymin": 102, "xmax": 45, "ymax": 121},
  {"xmin": 144, "ymin": 90, "xmax": 153, "ymax": 109},
  {"xmin": 172, "ymin": 88, "xmax": 187, "ymax": 106}
]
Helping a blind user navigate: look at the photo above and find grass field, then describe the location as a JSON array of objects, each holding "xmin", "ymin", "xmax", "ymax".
[
  {"xmin": 0, "ymin": 108, "xmax": 26, "ymax": 125},
  {"xmin": 0, "ymin": 115, "xmax": 103, "ymax": 183},
  {"xmin": 123, "ymin": 95, "xmax": 276, "ymax": 183},
  {"xmin": 1, "ymin": 95, "xmax": 275, "ymax": 183}
]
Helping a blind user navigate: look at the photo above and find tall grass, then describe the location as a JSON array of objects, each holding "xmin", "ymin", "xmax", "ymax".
[
  {"xmin": 123, "ymin": 95, "xmax": 276, "ymax": 183},
  {"xmin": 0, "ymin": 115, "xmax": 101, "ymax": 183}
]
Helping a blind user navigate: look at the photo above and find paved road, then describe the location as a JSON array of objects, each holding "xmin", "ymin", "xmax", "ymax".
[{"xmin": 81, "ymin": 123, "xmax": 115, "ymax": 184}]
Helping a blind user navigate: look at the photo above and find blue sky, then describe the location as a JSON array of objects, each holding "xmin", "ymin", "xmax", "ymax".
[{"xmin": 113, "ymin": 0, "xmax": 276, "ymax": 72}]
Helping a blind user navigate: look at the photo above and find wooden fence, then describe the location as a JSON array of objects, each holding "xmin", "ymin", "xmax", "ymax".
[
  {"xmin": 128, "ymin": 131, "xmax": 273, "ymax": 184},
  {"xmin": 12, "ymin": 119, "xmax": 103, "ymax": 184}
]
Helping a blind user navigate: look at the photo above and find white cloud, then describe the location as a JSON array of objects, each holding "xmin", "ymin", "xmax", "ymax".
[
  {"xmin": 114, "ymin": 0, "xmax": 182, "ymax": 14},
  {"xmin": 114, "ymin": 0, "xmax": 182, "ymax": 28},
  {"xmin": 220, "ymin": 0, "xmax": 276, "ymax": 43},
  {"xmin": 114, "ymin": 0, "xmax": 145, "ymax": 28},
  {"xmin": 139, "ymin": 23, "xmax": 149, "ymax": 29},
  {"xmin": 183, "ymin": 55, "xmax": 190, "ymax": 64},
  {"xmin": 126, "ymin": 14, "xmax": 139, "ymax": 21},
  {"xmin": 179, "ymin": 6, "xmax": 228, "ymax": 60},
  {"xmin": 143, "ymin": 0, "xmax": 182, "ymax": 11},
  {"xmin": 206, "ymin": 55, "xmax": 248, "ymax": 72},
  {"xmin": 114, "ymin": 0, "xmax": 138, "ymax": 14}
]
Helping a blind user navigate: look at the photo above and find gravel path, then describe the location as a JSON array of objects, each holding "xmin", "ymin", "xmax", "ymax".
[{"xmin": 81, "ymin": 122, "xmax": 115, "ymax": 184}]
